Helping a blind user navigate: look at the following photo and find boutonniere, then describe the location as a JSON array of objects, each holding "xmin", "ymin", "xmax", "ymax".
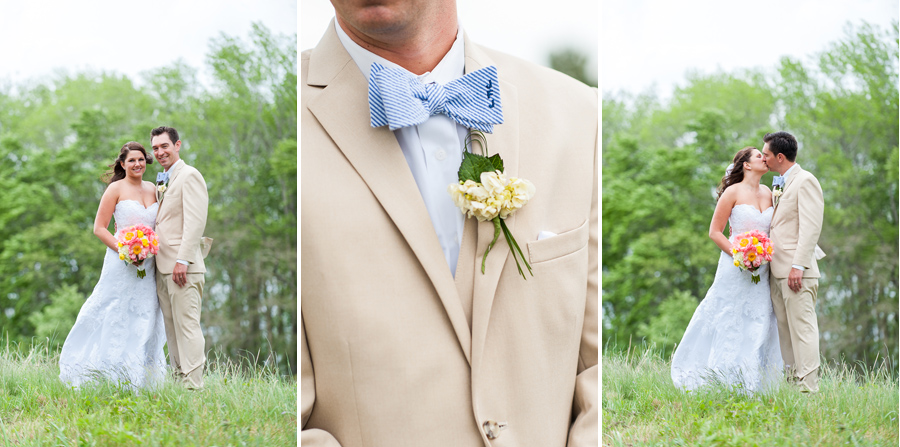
[
  {"xmin": 772, "ymin": 186, "xmax": 782, "ymax": 206},
  {"xmin": 771, "ymin": 175, "xmax": 785, "ymax": 207},
  {"xmin": 447, "ymin": 130, "xmax": 535, "ymax": 280},
  {"xmin": 156, "ymin": 172, "xmax": 170, "ymax": 195}
]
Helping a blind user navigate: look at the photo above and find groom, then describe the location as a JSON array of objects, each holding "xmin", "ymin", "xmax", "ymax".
[
  {"xmin": 763, "ymin": 131, "xmax": 825, "ymax": 393},
  {"xmin": 302, "ymin": 0, "xmax": 597, "ymax": 445},
  {"xmin": 151, "ymin": 126, "xmax": 211, "ymax": 389}
]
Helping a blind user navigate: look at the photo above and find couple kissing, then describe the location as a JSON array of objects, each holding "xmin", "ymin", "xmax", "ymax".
[{"xmin": 672, "ymin": 131, "xmax": 825, "ymax": 394}]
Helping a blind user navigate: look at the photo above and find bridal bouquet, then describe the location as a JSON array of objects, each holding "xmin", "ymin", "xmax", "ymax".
[
  {"xmin": 731, "ymin": 230, "xmax": 774, "ymax": 284},
  {"xmin": 116, "ymin": 224, "xmax": 160, "ymax": 279}
]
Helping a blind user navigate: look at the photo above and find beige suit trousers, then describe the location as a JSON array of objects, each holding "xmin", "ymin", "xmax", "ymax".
[
  {"xmin": 157, "ymin": 271, "xmax": 206, "ymax": 388},
  {"xmin": 770, "ymin": 276, "xmax": 819, "ymax": 392}
]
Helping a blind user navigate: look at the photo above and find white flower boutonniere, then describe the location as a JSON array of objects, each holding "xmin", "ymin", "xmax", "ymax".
[
  {"xmin": 773, "ymin": 187, "xmax": 782, "ymax": 206},
  {"xmin": 447, "ymin": 130, "xmax": 535, "ymax": 280},
  {"xmin": 156, "ymin": 172, "xmax": 169, "ymax": 196}
]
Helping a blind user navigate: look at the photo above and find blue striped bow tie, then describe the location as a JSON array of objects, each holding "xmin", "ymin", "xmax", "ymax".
[
  {"xmin": 368, "ymin": 63, "xmax": 504, "ymax": 133},
  {"xmin": 156, "ymin": 171, "xmax": 169, "ymax": 183},
  {"xmin": 772, "ymin": 175, "xmax": 784, "ymax": 188}
]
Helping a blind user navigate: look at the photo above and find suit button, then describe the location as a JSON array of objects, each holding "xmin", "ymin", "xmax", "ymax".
[{"xmin": 482, "ymin": 420, "xmax": 508, "ymax": 439}]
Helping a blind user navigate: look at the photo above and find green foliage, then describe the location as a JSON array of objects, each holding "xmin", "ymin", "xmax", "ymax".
[
  {"xmin": 28, "ymin": 285, "xmax": 85, "ymax": 342},
  {"xmin": 637, "ymin": 290, "xmax": 698, "ymax": 358},
  {"xmin": 603, "ymin": 346, "xmax": 899, "ymax": 446},
  {"xmin": 548, "ymin": 47, "xmax": 597, "ymax": 87},
  {"xmin": 602, "ymin": 21, "xmax": 899, "ymax": 374},
  {"xmin": 0, "ymin": 23, "xmax": 297, "ymax": 376}
]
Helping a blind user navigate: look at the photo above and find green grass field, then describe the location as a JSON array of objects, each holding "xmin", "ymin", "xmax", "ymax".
[
  {"xmin": 603, "ymin": 345, "xmax": 898, "ymax": 446},
  {"xmin": 0, "ymin": 340, "xmax": 297, "ymax": 446}
]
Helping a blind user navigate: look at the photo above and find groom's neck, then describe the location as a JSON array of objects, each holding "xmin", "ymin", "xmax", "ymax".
[
  {"xmin": 779, "ymin": 162, "xmax": 796, "ymax": 176},
  {"xmin": 165, "ymin": 159, "xmax": 181, "ymax": 173},
  {"xmin": 334, "ymin": 6, "xmax": 458, "ymax": 75}
]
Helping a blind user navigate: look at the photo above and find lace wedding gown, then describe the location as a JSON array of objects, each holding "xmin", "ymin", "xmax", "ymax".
[
  {"xmin": 671, "ymin": 204, "xmax": 783, "ymax": 393},
  {"xmin": 59, "ymin": 200, "xmax": 167, "ymax": 389}
]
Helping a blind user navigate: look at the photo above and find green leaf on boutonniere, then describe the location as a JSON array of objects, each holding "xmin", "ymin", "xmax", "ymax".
[
  {"xmin": 459, "ymin": 151, "xmax": 497, "ymax": 183},
  {"xmin": 458, "ymin": 129, "xmax": 504, "ymax": 182},
  {"xmin": 488, "ymin": 153, "xmax": 503, "ymax": 172}
]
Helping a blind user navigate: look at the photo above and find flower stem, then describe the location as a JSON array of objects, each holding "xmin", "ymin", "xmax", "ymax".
[
  {"xmin": 500, "ymin": 219, "xmax": 533, "ymax": 280},
  {"xmin": 481, "ymin": 218, "xmax": 503, "ymax": 274}
]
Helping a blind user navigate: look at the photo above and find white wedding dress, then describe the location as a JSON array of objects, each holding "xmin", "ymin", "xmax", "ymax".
[
  {"xmin": 670, "ymin": 204, "xmax": 783, "ymax": 393},
  {"xmin": 59, "ymin": 200, "xmax": 167, "ymax": 390}
]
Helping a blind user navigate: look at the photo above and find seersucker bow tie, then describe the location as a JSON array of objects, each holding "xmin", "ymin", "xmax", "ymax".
[
  {"xmin": 368, "ymin": 63, "xmax": 504, "ymax": 133},
  {"xmin": 156, "ymin": 171, "xmax": 169, "ymax": 184},
  {"xmin": 772, "ymin": 175, "xmax": 784, "ymax": 188}
]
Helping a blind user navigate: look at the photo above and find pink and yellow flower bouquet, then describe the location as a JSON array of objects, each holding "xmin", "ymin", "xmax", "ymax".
[
  {"xmin": 116, "ymin": 224, "xmax": 160, "ymax": 278},
  {"xmin": 731, "ymin": 230, "xmax": 774, "ymax": 284}
]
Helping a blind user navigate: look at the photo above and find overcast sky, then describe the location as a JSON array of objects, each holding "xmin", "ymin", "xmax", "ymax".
[
  {"xmin": 301, "ymin": 0, "xmax": 599, "ymax": 81},
  {"xmin": 0, "ymin": 0, "xmax": 297, "ymax": 86},
  {"xmin": 5, "ymin": 1, "xmax": 894, "ymax": 100},
  {"xmin": 603, "ymin": 0, "xmax": 898, "ymax": 99}
]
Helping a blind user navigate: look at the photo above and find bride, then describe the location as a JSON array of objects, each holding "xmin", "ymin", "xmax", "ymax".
[
  {"xmin": 59, "ymin": 142, "xmax": 167, "ymax": 389},
  {"xmin": 671, "ymin": 146, "xmax": 783, "ymax": 393}
]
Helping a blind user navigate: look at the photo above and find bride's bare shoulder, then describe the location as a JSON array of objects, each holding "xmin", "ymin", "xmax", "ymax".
[
  {"xmin": 720, "ymin": 184, "xmax": 739, "ymax": 201},
  {"xmin": 101, "ymin": 179, "xmax": 122, "ymax": 197}
]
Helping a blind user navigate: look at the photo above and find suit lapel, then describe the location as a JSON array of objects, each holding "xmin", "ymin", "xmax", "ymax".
[
  {"xmin": 464, "ymin": 37, "xmax": 521, "ymax": 373},
  {"xmin": 159, "ymin": 162, "xmax": 185, "ymax": 211},
  {"xmin": 784, "ymin": 164, "xmax": 802, "ymax": 192},
  {"xmin": 306, "ymin": 22, "xmax": 472, "ymax": 365},
  {"xmin": 774, "ymin": 164, "xmax": 802, "ymax": 217}
]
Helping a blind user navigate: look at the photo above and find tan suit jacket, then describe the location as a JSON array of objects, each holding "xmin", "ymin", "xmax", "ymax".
[
  {"xmin": 301, "ymin": 23, "xmax": 598, "ymax": 447},
  {"xmin": 769, "ymin": 165, "xmax": 824, "ymax": 279},
  {"xmin": 156, "ymin": 161, "xmax": 210, "ymax": 274}
]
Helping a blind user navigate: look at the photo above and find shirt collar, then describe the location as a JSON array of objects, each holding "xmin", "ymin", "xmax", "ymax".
[
  {"xmin": 334, "ymin": 17, "xmax": 466, "ymax": 84},
  {"xmin": 782, "ymin": 163, "xmax": 798, "ymax": 181},
  {"xmin": 165, "ymin": 159, "xmax": 183, "ymax": 173}
]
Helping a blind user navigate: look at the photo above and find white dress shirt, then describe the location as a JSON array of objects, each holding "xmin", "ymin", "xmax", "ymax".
[
  {"xmin": 335, "ymin": 19, "xmax": 467, "ymax": 276},
  {"xmin": 779, "ymin": 163, "xmax": 805, "ymax": 271}
]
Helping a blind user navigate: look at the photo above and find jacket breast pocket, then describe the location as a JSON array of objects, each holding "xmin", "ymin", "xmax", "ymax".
[{"xmin": 526, "ymin": 219, "xmax": 590, "ymax": 264}]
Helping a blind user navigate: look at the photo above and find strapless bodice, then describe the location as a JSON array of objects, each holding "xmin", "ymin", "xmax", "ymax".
[
  {"xmin": 114, "ymin": 200, "xmax": 158, "ymax": 230},
  {"xmin": 729, "ymin": 204, "xmax": 773, "ymax": 237}
]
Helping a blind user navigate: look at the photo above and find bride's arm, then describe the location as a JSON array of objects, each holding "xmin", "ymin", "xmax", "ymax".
[
  {"xmin": 93, "ymin": 183, "xmax": 120, "ymax": 252},
  {"xmin": 709, "ymin": 188, "xmax": 736, "ymax": 256}
]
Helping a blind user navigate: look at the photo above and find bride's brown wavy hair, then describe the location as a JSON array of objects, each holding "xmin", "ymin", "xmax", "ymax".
[
  {"xmin": 716, "ymin": 146, "xmax": 757, "ymax": 199},
  {"xmin": 102, "ymin": 142, "xmax": 153, "ymax": 184}
]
